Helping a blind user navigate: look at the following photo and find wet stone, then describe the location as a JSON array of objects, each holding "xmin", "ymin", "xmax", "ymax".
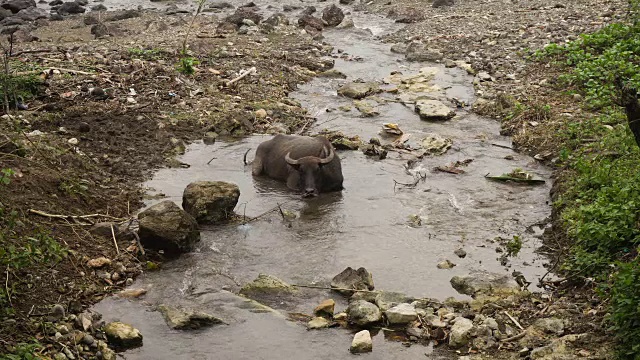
[
  {"xmin": 385, "ymin": 303, "xmax": 418, "ymax": 325},
  {"xmin": 314, "ymin": 299, "xmax": 335, "ymax": 318},
  {"xmin": 239, "ymin": 273, "xmax": 295, "ymax": 298},
  {"xmin": 322, "ymin": 4, "xmax": 344, "ymax": 27},
  {"xmin": 347, "ymin": 300, "xmax": 382, "ymax": 326},
  {"xmin": 449, "ymin": 317, "xmax": 474, "ymax": 348},
  {"xmin": 437, "ymin": 260, "xmax": 456, "ymax": 269},
  {"xmin": 415, "ymin": 100, "xmax": 455, "ymax": 121},
  {"xmin": 331, "ymin": 266, "xmax": 374, "ymax": 296},
  {"xmin": 182, "ymin": 181, "xmax": 240, "ymax": 224},
  {"xmin": 450, "ymin": 272, "xmax": 521, "ymax": 297},
  {"xmin": 454, "ymin": 248, "xmax": 467, "ymax": 258},
  {"xmin": 138, "ymin": 200, "xmax": 200, "ymax": 255},
  {"xmin": 307, "ymin": 317, "xmax": 330, "ymax": 329},
  {"xmin": 104, "ymin": 322, "xmax": 143, "ymax": 350},
  {"xmin": 350, "ymin": 330, "xmax": 372, "ymax": 353},
  {"xmin": 337, "ymin": 82, "xmax": 380, "ymax": 100},
  {"xmin": 158, "ymin": 305, "xmax": 224, "ymax": 330},
  {"xmin": 375, "ymin": 291, "xmax": 413, "ymax": 312}
]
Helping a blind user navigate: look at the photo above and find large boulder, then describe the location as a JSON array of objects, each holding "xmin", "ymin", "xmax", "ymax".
[
  {"xmin": 57, "ymin": 1, "xmax": 86, "ymax": 14},
  {"xmin": 182, "ymin": 181, "xmax": 240, "ymax": 224},
  {"xmin": 330, "ymin": 266, "xmax": 374, "ymax": 296},
  {"xmin": 15, "ymin": 6, "xmax": 47, "ymax": 21},
  {"xmin": 449, "ymin": 317, "xmax": 474, "ymax": 348},
  {"xmin": 346, "ymin": 300, "xmax": 382, "ymax": 326},
  {"xmin": 415, "ymin": 100, "xmax": 455, "ymax": 121},
  {"xmin": 239, "ymin": 273, "xmax": 295, "ymax": 298},
  {"xmin": 158, "ymin": 305, "xmax": 224, "ymax": 330},
  {"xmin": 1, "ymin": 0, "xmax": 35, "ymax": 13},
  {"xmin": 337, "ymin": 82, "xmax": 380, "ymax": 100},
  {"xmin": 137, "ymin": 200, "xmax": 200, "ymax": 255},
  {"xmin": 450, "ymin": 272, "xmax": 521, "ymax": 298},
  {"xmin": 297, "ymin": 14, "xmax": 323, "ymax": 31},
  {"xmin": 104, "ymin": 322, "xmax": 143, "ymax": 350},
  {"xmin": 322, "ymin": 4, "xmax": 344, "ymax": 27}
]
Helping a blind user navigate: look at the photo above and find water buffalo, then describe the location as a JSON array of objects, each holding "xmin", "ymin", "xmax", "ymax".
[{"xmin": 250, "ymin": 134, "xmax": 344, "ymax": 197}]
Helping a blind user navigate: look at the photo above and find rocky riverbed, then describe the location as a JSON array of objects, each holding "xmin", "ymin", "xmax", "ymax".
[{"xmin": 0, "ymin": 0, "xmax": 623, "ymax": 358}]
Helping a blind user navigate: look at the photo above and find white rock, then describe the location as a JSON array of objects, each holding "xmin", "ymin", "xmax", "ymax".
[
  {"xmin": 307, "ymin": 317, "xmax": 330, "ymax": 330},
  {"xmin": 385, "ymin": 303, "xmax": 418, "ymax": 324},
  {"xmin": 415, "ymin": 100, "xmax": 455, "ymax": 121},
  {"xmin": 449, "ymin": 317, "xmax": 474, "ymax": 348},
  {"xmin": 350, "ymin": 330, "xmax": 372, "ymax": 354}
]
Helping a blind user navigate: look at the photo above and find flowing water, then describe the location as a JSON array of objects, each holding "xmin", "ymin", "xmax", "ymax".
[{"xmin": 91, "ymin": 2, "xmax": 553, "ymax": 359}]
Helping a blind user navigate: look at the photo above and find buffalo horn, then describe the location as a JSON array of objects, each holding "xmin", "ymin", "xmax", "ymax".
[
  {"xmin": 284, "ymin": 152, "xmax": 299, "ymax": 165},
  {"xmin": 319, "ymin": 146, "xmax": 335, "ymax": 164}
]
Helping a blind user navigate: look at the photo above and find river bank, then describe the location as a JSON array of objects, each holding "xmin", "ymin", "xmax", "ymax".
[{"xmin": 0, "ymin": 0, "xmax": 630, "ymax": 358}]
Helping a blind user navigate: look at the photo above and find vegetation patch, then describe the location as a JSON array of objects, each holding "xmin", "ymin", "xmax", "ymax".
[{"xmin": 532, "ymin": 2, "xmax": 640, "ymax": 358}]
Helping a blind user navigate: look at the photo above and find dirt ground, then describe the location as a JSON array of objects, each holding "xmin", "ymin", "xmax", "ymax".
[{"xmin": 0, "ymin": 9, "xmax": 333, "ymax": 353}]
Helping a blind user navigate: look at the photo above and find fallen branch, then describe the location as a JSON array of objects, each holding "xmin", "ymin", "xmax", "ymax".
[
  {"xmin": 110, "ymin": 224, "xmax": 120, "ymax": 256},
  {"xmin": 500, "ymin": 331, "xmax": 527, "ymax": 342},
  {"xmin": 28, "ymin": 209, "xmax": 127, "ymax": 222},
  {"xmin": 131, "ymin": 231, "xmax": 146, "ymax": 256},
  {"xmin": 504, "ymin": 311, "xmax": 524, "ymax": 330},
  {"xmin": 225, "ymin": 67, "xmax": 256, "ymax": 87},
  {"xmin": 245, "ymin": 200, "xmax": 293, "ymax": 223},
  {"xmin": 491, "ymin": 142, "xmax": 514, "ymax": 150},
  {"xmin": 16, "ymin": 67, "xmax": 94, "ymax": 76},
  {"xmin": 291, "ymin": 284, "xmax": 378, "ymax": 293}
]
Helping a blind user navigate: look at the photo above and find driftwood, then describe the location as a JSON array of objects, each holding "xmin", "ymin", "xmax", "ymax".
[{"xmin": 226, "ymin": 67, "xmax": 256, "ymax": 87}]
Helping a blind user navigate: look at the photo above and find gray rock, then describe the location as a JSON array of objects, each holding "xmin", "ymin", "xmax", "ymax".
[
  {"xmin": 337, "ymin": 82, "xmax": 380, "ymax": 99},
  {"xmin": 449, "ymin": 317, "xmax": 474, "ymax": 348},
  {"xmin": 297, "ymin": 14, "xmax": 323, "ymax": 31},
  {"xmin": 16, "ymin": 7, "xmax": 48, "ymax": 21},
  {"xmin": 263, "ymin": 12, "xmax": 288, "ymax": 26},
  {"xmin": 330, "ymin": 266, "xmax": 374, "ymax": 296},
  {"xmin": 182, "ymin": 181, "xmax": 240, "ymax": 224},
  {"xmin": 339, "ymin": 0, "xmax": 355, "ymax": 4},
  {"xmin": 454, "ymin": 248, "xmax": 467, "ymax": 258},
  {"xmin": 307, "ymin": 317, "xmax": 330, "ymax": 329},
  {"xmin": 483, "ymin": 317, "xmax": 499, "ymax": 330},
  {"xmin": 424, "ymin": 314, "xmax": 446, "ymax": 328},
  {"xmin": 450, "ymin": 272, "xmax": 521, "ymax": 297},
  {"xmin": 432, "ymin": 0, "xmax": 454, "ymax": 7},
  {"xmin": 405, "ymin": 42, "xmax": 444, "ymax": 62},
  {"xmin": 375, "ymin": 291, "xmax": 412, "ymax": 312},
  {"xmin": 104, "ymin": 322, "xmax": 143, "ymax": 349},
  {"xmin": 221, "ymin": 7, "xmax": 262, "ymax": 28},
  {"xmin": 90, "ymin": 4, "xmax": 106, "ymax": 10},
  {"xmin": 209, "ymin": 1, "xmax": 233, "ymax": 9},
  {"xmin": 347, "ymin": 300, "xmax": 382, "ymax": 326},
  {"xmin": 282, "ymin": 4, "xmax": 299, "ymax": 11},
  {"xmin": 57, "ymin": 1, "xmax": 85, "ymax": 14},
  {"xmin": 385, "ymin": 303, "xmax": 418, "ymax": 324},
  {"xmin": 239, "ymin": 273, "xmax": 295, "ymax": 297},
  {"xmin": 0, "ymin": 7, "xmax": 11, "ymax": 21},
  {"xmin": 477, "ymin": 71, "xmax": 493, "ymax": 82},
  {"xmin": 350, "ymin": 290, "xmax": 379, "ymax": 303},
  {"xmin": 415, "ymin": 100, "xmax": 455, "ymax": 121},
  {"xmin": 532, "ymin": 318, "xmax": 565, "ymax": 335},
  {"xmin": 350, "ymin": 330, "xmax": 372, "ymax": 353},
  {"xmin": 90, "ymin": 23, "xmax": 109, "ymax": 38},
  {"xmin": 107, "ymin": 9, "xmax": 140, "ymax": 21},
  {"xmin": 51, "ymin": 304, "xmax": 65, "ymax": 320},
  {"xmin": 390, "ymin": 43, "xmax": 408, "ymax": 54},
  {"xmin": 317, "ymin": 69, "xmax": 346, "ymax": 79},
  {"xmin": 138, "ymin": 200, "xmax": 200, "ymax": 255},
  {"xmin": 322, "ymin": 4, "xmax": 343, "ymax": 27},
  {"xmin": 301, "ymin": 5, "xmax": 315, "ymax": 15},
  {"xmin": 444, "ymin": 58, "xmax": 456, "ymax": 68},
  {"xmin": 158, "ymin": 305, "xmax": 224, "ymax": 330},
  {"xmin": 1, "ymin": 0, "xmax": 35, "ymax": 13},
  {"xmin": 437, "ymin": 260, "xmax": 456, "ymax": 269}
]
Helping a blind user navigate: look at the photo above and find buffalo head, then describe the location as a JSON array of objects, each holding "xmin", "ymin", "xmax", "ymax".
[{"xmin": 284, "ymin": 146, "xmax": 335, "ymax": 197}]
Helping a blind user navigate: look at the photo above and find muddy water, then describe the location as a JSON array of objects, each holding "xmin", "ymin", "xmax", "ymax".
[{"xmin": 92, "ymin": 2, "xmax": 552, "ymax": 359}]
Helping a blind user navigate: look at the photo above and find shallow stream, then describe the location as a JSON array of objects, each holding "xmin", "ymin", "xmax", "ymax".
[{"xmin": 92, "ymin": 2, "xmax": 553, "ymax": 359}]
